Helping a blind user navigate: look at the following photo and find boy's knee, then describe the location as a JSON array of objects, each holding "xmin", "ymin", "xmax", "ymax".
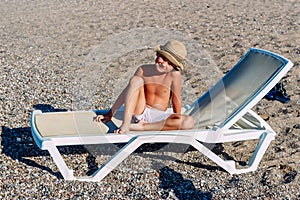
[
  {"xmin": 169, "ymin": 114, "xmax": 194, "ymax": 130},
  {"xmin": 182, "ymin": 116, "xmax": 195, "ymax": 130},
  {"xmin": 130, "ymin": 75, "xmax": 144, "ymax": 86}
]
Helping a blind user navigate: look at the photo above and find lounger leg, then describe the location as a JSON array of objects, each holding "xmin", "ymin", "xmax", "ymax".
[
  {"xmin": 44, "ymin": 142, "xmax": 75, "ymax": 180},
  {"xmin": 247, "ymin": 131, "xmax": 275, "ymax": 172},
  {"xmin": 191, "ymin": 139, "xmax": 237, "ymax": 174},
  {"xmin": 79, "ymin": 135, "xmax": 194, "ymax": 182},
  {"xmin": 79, "ymin": 137, "xmax": 142, "ymax": 182},
  {"xmin": 191, "ymin": 131, "xmax": 275, "ymax": 174}
]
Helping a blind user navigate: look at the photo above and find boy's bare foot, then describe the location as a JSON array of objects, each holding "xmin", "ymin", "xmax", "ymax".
[
  {"xmin": 114, "ymin": 120, "xmax": 147, "ymax": 133},
  {"xmin": 114, "ymin": 128, "xmax": 129, "ymax": 134},
  {"xmin": 129, "ymin": 120, "xmax": 146, "ymax": 131}
]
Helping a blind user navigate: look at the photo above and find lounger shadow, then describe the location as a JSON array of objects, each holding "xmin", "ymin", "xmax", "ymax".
[{"xmin": 30, "ymin": 48, "xmax": 293, "ymax": 181}]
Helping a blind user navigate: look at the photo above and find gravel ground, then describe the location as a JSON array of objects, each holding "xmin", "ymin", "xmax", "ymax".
[{"xmin": 0, "ymin": 0, "xmax": 299, "ymax": 199}]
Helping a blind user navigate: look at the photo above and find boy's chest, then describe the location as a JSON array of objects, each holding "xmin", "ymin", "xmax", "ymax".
[
  {"xmin": 144, "ymin": 83, "xmax": 170, "ymax": 94},
  {"xmin": 143, "ymin": 74, "xmax": 172, "ymax": 87},
  {"xmin": 142, "ymin": 73, "xmax": 173, "ymax": 97}
]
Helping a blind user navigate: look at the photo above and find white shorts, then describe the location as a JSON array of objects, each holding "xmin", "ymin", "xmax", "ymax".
[{"xmin": 132, "ymin": 107, "xmax": 173, "ymax": 123}]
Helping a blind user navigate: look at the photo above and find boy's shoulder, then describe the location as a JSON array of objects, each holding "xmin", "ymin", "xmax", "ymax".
[
  {"xmin": 169, "ymin": 69, "xmax": 182, "ymax": 78},
  {"xmin": 138, "ymin": 64, "xmax": 155, "ymax": 73},
  {"xmin": 140, "ymin": 64, "xmax": 155, "ymax": 68}
]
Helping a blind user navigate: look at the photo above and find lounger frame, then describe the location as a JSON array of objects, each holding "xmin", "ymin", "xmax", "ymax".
[{"xmin": 30, "ymin": 48, "xmax": 293, "ymax": 181}]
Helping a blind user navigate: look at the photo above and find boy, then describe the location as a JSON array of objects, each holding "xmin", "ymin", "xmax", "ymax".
[{"xmin": 96, "ymin": 40, "xmax": 195, "ymax": 133}]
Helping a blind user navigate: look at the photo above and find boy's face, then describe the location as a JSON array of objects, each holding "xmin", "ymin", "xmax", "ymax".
[{"xmin": 155, "ymin": 53, "xmax": 179, "ymax": 73}]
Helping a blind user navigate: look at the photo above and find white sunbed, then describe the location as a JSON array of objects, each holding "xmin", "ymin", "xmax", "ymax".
[{"xmin": 30, "ymin": 48, "xmax": 293, "ymax": 182}]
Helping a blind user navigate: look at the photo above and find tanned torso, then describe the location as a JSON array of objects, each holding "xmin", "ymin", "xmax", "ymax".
[{"xmin": 136, "ymin": 64, "xmax": 181, "ymax": 112}]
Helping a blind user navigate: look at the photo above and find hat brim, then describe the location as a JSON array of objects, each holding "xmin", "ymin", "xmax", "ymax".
[{"xmin": 155, "ymin": 45, "xmax": 183, "ymax": 70}]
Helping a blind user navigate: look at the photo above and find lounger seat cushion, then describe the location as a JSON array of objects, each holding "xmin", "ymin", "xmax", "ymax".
[{"xmin": 35, "ymin": 111, "xmax": 108, "ymax": 137}]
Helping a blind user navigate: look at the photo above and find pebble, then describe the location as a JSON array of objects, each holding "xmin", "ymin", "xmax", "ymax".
[{"xmin": 0, "ymin": 0, "xmax": 299, "ymax": 199}]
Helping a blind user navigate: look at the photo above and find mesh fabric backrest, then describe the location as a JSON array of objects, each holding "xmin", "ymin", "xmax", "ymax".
[{"xmin": 188, "ymin": 49, "xmax": 287, "ymax": 129}]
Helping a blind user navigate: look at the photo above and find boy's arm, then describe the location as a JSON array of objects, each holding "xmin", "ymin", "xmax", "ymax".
[{"xmin": 171, "ymin": 72, "xmax": 182, "ymax": 114}]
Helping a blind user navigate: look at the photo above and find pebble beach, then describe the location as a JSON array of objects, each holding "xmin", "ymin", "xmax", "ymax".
[{"xmin": 0, "ymin": 0, "xmax": 299, "ymax": 199}]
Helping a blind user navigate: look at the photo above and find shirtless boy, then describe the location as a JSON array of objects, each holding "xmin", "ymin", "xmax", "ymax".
[{"xmin": 96, "ymin": 40, "xmax": 195, "ymax": 134}]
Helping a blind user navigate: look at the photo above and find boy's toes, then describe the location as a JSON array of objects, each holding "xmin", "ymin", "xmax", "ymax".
[{"xmin": 114, "ymin": 128, "xmax": 128, "ymax": 134}]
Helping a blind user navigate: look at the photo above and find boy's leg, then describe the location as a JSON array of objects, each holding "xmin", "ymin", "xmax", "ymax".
[
  {"xmin": 130, "ymin": 114, "xmax": 195, "ymax": 131},
  {"xmin": 117, "ymin": 76, "xmax": 146, "ymax": 133}
]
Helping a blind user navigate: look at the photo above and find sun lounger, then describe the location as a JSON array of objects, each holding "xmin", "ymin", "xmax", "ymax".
[{"xmin": 30, "ymin": 48, "xmax": 293, "ymax": 181}]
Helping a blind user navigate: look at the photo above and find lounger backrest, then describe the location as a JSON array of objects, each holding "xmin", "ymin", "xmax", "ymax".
[{"xmin": 187, "ymin": 48, "xmax": 293, "ymax": 129}]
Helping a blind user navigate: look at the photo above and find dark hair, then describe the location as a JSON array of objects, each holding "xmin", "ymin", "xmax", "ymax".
[{"xmin": 174, "ymin": 66, "xmax": 181, "ymax": 71}]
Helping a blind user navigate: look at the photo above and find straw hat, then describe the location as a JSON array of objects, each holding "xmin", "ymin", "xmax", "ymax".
[{"xmin": 155, "ymin": 40, "xmax": 187, "ymax": 71}]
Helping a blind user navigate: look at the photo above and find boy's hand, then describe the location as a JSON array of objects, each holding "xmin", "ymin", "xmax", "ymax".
[{"xmin": 94, "ymin": 109, "xmax": 113, "ymax": 123}]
